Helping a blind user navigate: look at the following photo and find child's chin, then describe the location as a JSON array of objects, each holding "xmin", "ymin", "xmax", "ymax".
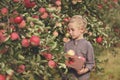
[{"xmin": 72, "ymin": 37, "xmax": 77, "ymax": 40}]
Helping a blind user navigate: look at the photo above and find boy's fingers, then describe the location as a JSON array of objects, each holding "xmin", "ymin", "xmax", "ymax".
[{"xmin": 77, "ymin": 69, "xmax": 84, "ymax": 74}]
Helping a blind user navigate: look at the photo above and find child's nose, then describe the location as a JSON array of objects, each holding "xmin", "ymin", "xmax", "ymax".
[{"xmin": 69, "ymin": 30, "xmax": 72, "ymax": 34}]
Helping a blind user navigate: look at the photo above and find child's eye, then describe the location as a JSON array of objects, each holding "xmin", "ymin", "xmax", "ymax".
[
  {"xmin": 71, "ymin": 28, "xmax": 74, "ymax": 31},
  {"xmin": 67, "ymin": 28, "xmax": 70, "ymax": 32},
  {"xmin": 67, "ymin": 28, "xmax": 75, "ymax": 32}
]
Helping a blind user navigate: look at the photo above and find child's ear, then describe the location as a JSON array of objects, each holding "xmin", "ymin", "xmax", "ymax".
[{"xmin": 80, "ymin": 27, "xmax": 85, "ymax": 33}]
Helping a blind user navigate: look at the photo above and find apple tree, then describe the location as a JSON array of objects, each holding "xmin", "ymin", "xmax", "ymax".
[{"xmin": 0, "ymin": 0, "xmax": 120, "ymax": 80}]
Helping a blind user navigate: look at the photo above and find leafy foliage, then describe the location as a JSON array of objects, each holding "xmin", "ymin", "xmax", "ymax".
[{"xmin": 0, "ymin": 0, "xmax": 120, "ymax": 80}]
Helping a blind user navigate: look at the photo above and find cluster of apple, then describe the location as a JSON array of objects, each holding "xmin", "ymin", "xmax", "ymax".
[
  {"xmin": 10, "ymin": 32, "xmax": 40, "ymax": 47},
  {"xmin": 0, "ymin": 65, "xmax": 25, "ymax": 80},
  {"xmin": 65, "ymin": 50, "xmax": 86, "ymax": 70},
  {"xmin": 0, "ymin": 0, "xmax": 68, "ymax": 79},
  {"xmin": 41, "ymin": 52, "xmax": 57, "ymax": 68}
]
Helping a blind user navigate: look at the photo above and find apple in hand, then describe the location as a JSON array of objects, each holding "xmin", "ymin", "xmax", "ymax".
[{"xmin": 67, "ymin": 50, "xmax": 75, "ymax": 56}]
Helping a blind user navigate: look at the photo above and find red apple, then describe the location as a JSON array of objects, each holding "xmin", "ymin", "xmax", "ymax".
[
  {"xmin": 14, "ymin": 16, "xmax": 23, "ymax": 24},
  {"xmin": 68, "ymin": 60, "xmax": 74, "ymax": 64},
  {"xmin": 24, "ymin": 0, "xmax": 36, "ymax": 8},
  {"xmin": 30, "ymin": 35, "xmax": 40, "ymax": 46},
  {"xmin": 65, "ymin": 57, "xmax": 75, "ymax": 66},
  {"xmin": 55, "ymin": 0, "xmax": 61, "ymax": 6},
  {"xmin": 43, "ymin": 53, "xmax": 53, "ymax": 60},
  {"xmin": 48, "ymin": 60, "xmax": 57, "ymax": 68},
  {"xmin": 53, "ymin": 31, "xmax": 58, "ymax": 37},
  {"xmin": 21, "ymin": 38, "xmax": 29, "ymax": 47},
  {"xmin": 17, "ymin": 64, "xmax": 25, "ymax": 73},
  {"xmin": 63, "ymin": 17, "xmax": 70, "ymax": 22},
  {"xmin": 18, "ymin": 20, "xmax": 26, "ymax": 28},
  {"xmin": 1, "ymin": 7, "xmax": 8, "ymax": 15},
  {"xmin": 96, "ymin": 36, "xmax": 103, "ymax": 43},
  {"xmin": 40, "ymin": 12, "xmax": 48, "ymax": 19},
  {"xmin": 0, "ymin": 74, "xmax": 6, "ymax": 80},
  {"xmin": 10, "ymin": 32, "xmax": 19, "ymax": 40},
  {"xmin": 39, "ymin": 7, "xmax": 46, "ymax": 14}
]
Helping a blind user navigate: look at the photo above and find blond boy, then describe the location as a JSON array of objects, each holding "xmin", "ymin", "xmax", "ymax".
[{"xmin": 64, "ymin": 15, "xmax": 95, "ymax": 80}]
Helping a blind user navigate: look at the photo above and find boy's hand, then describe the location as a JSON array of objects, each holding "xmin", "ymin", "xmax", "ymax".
[{"xmin": 77, "ymin": 67, "xmax": 89, "ymax": 75}]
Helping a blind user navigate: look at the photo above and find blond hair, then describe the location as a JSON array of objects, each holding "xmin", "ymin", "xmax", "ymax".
[{"xmin": 69, "ymin": 15, "xmax": 87, "ymax": 29}]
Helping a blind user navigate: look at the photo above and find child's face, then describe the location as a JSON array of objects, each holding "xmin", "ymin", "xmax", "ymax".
[{"xmin": 68, "ymin": 22, "xmax": 84, "ymax": 40}]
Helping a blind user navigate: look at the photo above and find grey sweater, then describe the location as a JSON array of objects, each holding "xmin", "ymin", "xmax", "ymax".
[{"xmin": 64, "ymin": 38, "xmax": 95, "ymax": 80}]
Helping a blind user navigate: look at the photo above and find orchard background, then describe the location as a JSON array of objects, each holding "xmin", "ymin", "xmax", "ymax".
[{"xmin": 0, "ymin": 0, "xmax": 120, "ymax": 80}]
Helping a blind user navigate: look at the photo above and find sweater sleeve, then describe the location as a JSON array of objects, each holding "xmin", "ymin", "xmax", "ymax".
[{"xmin": 85, "ymin": 42, "xmax": 95, "ymax": 71}]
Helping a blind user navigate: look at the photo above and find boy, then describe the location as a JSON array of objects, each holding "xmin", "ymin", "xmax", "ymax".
[{"xmin": 64, "ymin": 15, "xmax": 95, "ymax": 80}]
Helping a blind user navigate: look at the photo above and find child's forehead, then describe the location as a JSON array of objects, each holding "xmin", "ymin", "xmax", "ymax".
[{"xmin": 68, "ymin": 22, "xmax": 80, "ymax": 28}]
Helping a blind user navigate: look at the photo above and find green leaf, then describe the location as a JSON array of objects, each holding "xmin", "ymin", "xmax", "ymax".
[
  {"xmin": 49, "ymin": 41, "xmax": 57, "ymax": 50},
  {"xmin": 6, "ymin": 69, "xmax": 14, "ymax": 76},
  {"xmin": 29, "ymin": 75, "xmax": 35, "ymax": 80},
  {"xmin": 18, "ymin": 54, "xmax": 25, "ymax": 60},
  {"xmin": 36, "ymin": 54, "xmax": 41, "ymax": 62},
  {"xmin": 0, "ymin": 62, "xmax": 5, "ymax": 69}
]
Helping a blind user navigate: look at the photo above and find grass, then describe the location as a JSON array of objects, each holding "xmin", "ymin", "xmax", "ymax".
[{"xmin": 90, "ymin": 48, "xmax": 120, "ymax": 80}]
